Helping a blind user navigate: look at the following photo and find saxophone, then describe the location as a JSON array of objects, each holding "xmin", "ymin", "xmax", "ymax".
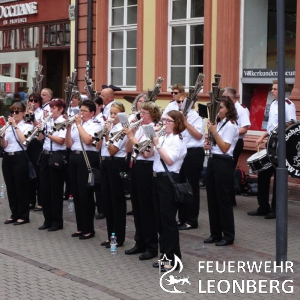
[
  {"xmin": 49, "ymin": 115, "xmax": 77, "ymax": 135},
  {"xmin": 91, "ymin": 118, "xmax": 114, "ymax": 147},
  {"xmin": 23, "ymin": 113, "xmax": 53, "ymax": 146}
]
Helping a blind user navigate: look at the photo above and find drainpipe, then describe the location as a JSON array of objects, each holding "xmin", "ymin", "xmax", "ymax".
[{"xmin": 87, "ymin": 0, "xmax": 93, "ymax": 78}]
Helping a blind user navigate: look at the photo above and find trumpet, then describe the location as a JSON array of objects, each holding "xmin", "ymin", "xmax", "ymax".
[
  {"xmin": 49, "ymin": 115, "xmax": 76, "ymax": 135},
  {"xmin": 131, "ymin": 125, "xmax": 165, "ymax": 161},
  {"xmin": 24, "ymin": 103, "xmax": 34, "ymax": 122},
  {"xmin": 23, "ymin": 113, "xmax": 53, "ymax": 146},
  {"xmin": 0, "ymin": 122, "xmax": 11, "ymax": 138},
  {"xmin": 105, "ymin": 119, "xmax": 143, "ymax": 147},
  {"xmin": 91, "ymin": 118, "xmax": 114, "ymax": 147}
]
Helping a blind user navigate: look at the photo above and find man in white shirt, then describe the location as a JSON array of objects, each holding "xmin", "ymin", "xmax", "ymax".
[
  {"xmin": 101, "ymin": 84, "xmax": 122, "ymax": 119},
  {"xmin": 41, "ymin": 88, "xmax": 52, "ymax": 115}
]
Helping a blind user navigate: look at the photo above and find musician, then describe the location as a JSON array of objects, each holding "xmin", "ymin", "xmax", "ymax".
[
  {"xmin": 66, "ymin": 100, "xmax": 102, "ymax": 239},
  {"xmin": 144, "ymin": 110, "xmax": 187, "ymax": 271},
  {"xmin": 162, "ymin": 83, "xmax": 185, "ymax": 117},
  {"xmin": 67, "ymin": 93, "xmax": 82, "ymax": 117},
  {"xmin": 98, "ymin": 102, "xmax": 128, "ymax": 248},
  {"xmin": 38, "ymin": 99, "xmax": 67, "ymax": 231},
  {"xmin": 175, "ymin": 93, "xmax": 205, "ymax": 231},
  {"xmin": 100, "ymin": 85, "xmax": 122, "ymax": 119},
  {"xmin": 26, "ymin": 93, "xmax": 44, "ymax": 211},
  {"xmin": 223, "ymin": 87, "xmax": 251, "ymax": 206},
  {"xmin": 248, "ymin": 80, "xmax": 296, "ymax": 219},
  {"xmin": 1, "ymin": 102, "xmax": 34, "ymax": 225},
  {"xmin": 123, "ymin": 102, "xmax": 161, "ymax": 260},
  {"xmin": 41, "ymin": 88, "xmax": 52, "ymax": 116},
  {"xmin": 204, "ymin": 96, "xmax": 239, "ymax": 246}
]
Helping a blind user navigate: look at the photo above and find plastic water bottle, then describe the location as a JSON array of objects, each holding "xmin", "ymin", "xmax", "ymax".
[
  {"xmin": 0, "ymin": 183, "xmax": 5, "ymax": 198},
  {"xmin": 68, "ymin": 195, "xmax": 74, "ymax": 212},
  {"xmin": 110, "ymin": 233, "xmax": 117, "ymax": 255}
]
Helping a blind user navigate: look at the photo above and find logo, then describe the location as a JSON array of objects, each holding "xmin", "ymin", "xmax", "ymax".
[{"xmin": 159, "ymin": 254, "xmax": 191, "ymax": 294}]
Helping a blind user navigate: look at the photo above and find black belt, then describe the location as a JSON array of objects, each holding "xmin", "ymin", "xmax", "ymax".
[
  {"xmin": 134, "ymin": 160, "xmax": 153, "ymax": 165},
  {"xmin": 43, "ymin": 150, "xmax": 66, "ymax": 155},
  {"xmin": 153, "ymin": 171, "xmax": 178, "ymax": 177},
  {"xmin": 209, "ymin": 153, "xmax": 233, "ymax": 161},
  {"xmin": 187, "ymin": 147, "xmax": 204, "ymax": 152},
  {"xmin": 73, "ymin": 150, "xmax": 96, "ymax": 155},
  {"xmin": 101, "ymin": 156, "xmax": 125, "ymax": 162},
  {"xmin": 4, "ymin": 151, "xmax": 24, "ymax": 156}
]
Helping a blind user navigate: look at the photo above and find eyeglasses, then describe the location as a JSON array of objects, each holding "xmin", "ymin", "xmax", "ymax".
[
  {"xmin": 176, "ymin": 100, "xmax": 184, "ymax": 104},
  {"xmin": 10, "ymin": 110, "xmax": 21, "ymax": 115},
  {"xmin": 162, "ymin": 118, "xmax": 175, "ymax": 124},
  {"xmin": 29, "ymin": 99, "xmax": 38, "ymax": 103},
  {"xmin": 51, "ymin": 98, "xmax": 60, "ymax": 102},
  {"xmin": 140, "ymin": 111, "xmax": 150, "ymax": 115},
  {"xmin": 171, "ymin": 92, "xmax": 178, "ymax": 95}
]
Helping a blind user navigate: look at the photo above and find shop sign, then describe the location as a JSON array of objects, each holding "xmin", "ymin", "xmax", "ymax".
[
  {"xmin": 243, "ymin": 69, "xmax": 295, "ymax": 78},
  {"xmin": 0, "ymin": 1, "xmax": 37, "ymax": 25}
]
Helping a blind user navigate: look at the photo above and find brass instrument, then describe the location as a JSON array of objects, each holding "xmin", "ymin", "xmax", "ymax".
[
  {"xmin": 49, "ymin": 115, "xmax": 77, "ymax": 135},
  {"xmin": 144, "ymin": 77, "xmax": 164, "ymax": 103},
  {"xmin": 23, "ymin": 113, "xmax": 53, "ymax": 146},
  {"xmin": 65, "ymin": 69, "xmax": 78, "ymax": 108},
  {"xmin": 32, "ymin": 65, "xmax": 44, "ymax": 93},
  {"xmin": 131, "ymin": 124, "xmax": 165, "ymax": 161},
  {"xmin": 105, "ymin": 118, "xmax": 143, "ymax": 147},
  {"xmin": 91, "ymin": 118, "xmax": 114, "ymax": 147},
  {"xmin": 0, "ymin": 122, "xmax": 11, "ymax": 138},
  {"xmin": 24, "ymin": 103, "xmax": 34, "ymax": 122},
  {"xmin": 84, "ymin": 61, "xmax": 97, "ymax": 101},
  {"xmin": 207, "ymin": 74, "xmax": 224, "ymax": 147},
  {"xmin": 181, "ymin": 73, "xmax": 205, "ymax": 116}
]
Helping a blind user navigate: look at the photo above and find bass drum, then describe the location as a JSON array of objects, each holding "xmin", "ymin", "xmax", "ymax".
[{"xmin": 246, "ymin": 149, "xmax": 272, "ymax": 173}]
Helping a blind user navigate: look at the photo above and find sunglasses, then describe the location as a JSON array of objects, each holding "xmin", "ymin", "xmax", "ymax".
[
  {"xmin": 176, "ymin": 100, "xmax": 184, "ymax": 103},
  {"xmin": 171, "ymin": 92, "xmax": 178, "ymax": 95},
  {"xmin": 29, "ymin": 99, "xmax": 38, "ymax": 103},
  {"xmin": 162, "ymin": 118, "xmax": 175, "ymax": 124},
  {"xmin": 10, "ymin": 110, "xmax": 21, "ymax": 115}
]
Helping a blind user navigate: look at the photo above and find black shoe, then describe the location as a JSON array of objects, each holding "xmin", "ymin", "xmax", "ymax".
[
  {"xmin": 178, "ymin": 223, "xmax": 198, "ymax": 230},
  {"xmin": 177, "ymin": 220, "xmax": 184, "ymax": 227},
  {"xmin": 215, "ymin": 239, "xmax": 234, "ymax": 246},
  {"xmin": 13, "ymin": 220, "xmax": 30, "ymax": 225},
  {"xmin": 101, "ymin": 241, "xmax": 110, "ymax": 246},
  {"xmin": 4, "ymin": 219, "xmax": 16, "ymax": 225},
  {"xmin": 247, "ymin": 210, "xmax": 270, "ymax": 216},
  {"xmin": 204, "ymin": 236, "xmax": 222, "ymax": 243},
  {"xmin": 79, "ymin": 232, "xmax": 95, "ymax": 240},
  {"xmin": 71, "ymin": 232, "xmax": 83, "ymax": 237},
  {"xmin": 231, "ymin": 199, "xmax": 237, "ymax": 207},
  {"xmin": 139, "ymin": 251, "xmax": 157, "ymax": 261},
  {"xmin": 153, "ymin": 262, "xmax": 161, "ymax": 268},
  {"xmin": 125, "ymin": 246, "xmax": 145, "ymax": 255},
  {"xmin": 48, "ymin": 226, "xmax": 63, "ymax": 232},
  {"xmin": 265, "ymin": 212, "xmax": 276, "ymax": 219},
  {"xmin": 29, "ymin": 205, "xmax": 35, "ymax": 210},
  {"xmin": 38, "ymin": 224, "xmax": 51, "ymax": 230},
  {"xmin": 127, "ymin": 210, "xmax": 134, "ymax": 216},
  {"xmin": 95, "ymin": 213, "xmax": 105, "ymax": 220}
]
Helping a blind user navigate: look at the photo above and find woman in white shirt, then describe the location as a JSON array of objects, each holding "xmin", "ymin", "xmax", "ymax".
[
  {"xmin": 145, "ymin": 110, "xmax": 187, "ymax": 271},
  {"xmin": 98, "ymin": 102, "xmax": 128, "ymax": 248},
  {"xmin": 38, "ymin": 99, "xmax": 67, "ymax": 232},
  {"xmin": 1, "ymin": 102, "xmax": 34, "ymax": 225}
]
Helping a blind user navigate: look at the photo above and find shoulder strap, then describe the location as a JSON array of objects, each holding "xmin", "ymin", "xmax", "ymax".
[
  {"xmin": 160, "ymin": 159, "xmax": 175, "ymax": 184},
  {"xmin": 11, "ymin": 125, "xmax": 30, "ymax": 162}
]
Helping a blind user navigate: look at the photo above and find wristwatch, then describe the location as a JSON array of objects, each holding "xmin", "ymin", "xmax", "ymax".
[{"xmin": 155, "ymin": 144, "xmax": 162, "ymax": 150}]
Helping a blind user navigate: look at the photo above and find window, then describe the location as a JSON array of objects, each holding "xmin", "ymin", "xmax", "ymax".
[
  {"xmin": 109, "ymin": 0, "xmax": 137, "ymax": 88},
  {"xmin": 169, "ymin": 0, "xmax": 204, "ymax": 88},
  {"xmin": 42, "ymin": 22, "xmax": 70, "ymax": 47}
]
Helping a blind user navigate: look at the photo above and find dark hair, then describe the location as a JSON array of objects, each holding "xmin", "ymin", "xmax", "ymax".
[
  {"xmin": 221, "ymin": 96, "xmax": 237, "ymax": 121},
  {"xmin": 171, "ymin": 84, "xmax": 185, "ymax": 93},
  {"xmin": 94, "ymin": 96, "xmax": 103, "ymax": 106},
  {"xmin": 140, "ymin": 102, "xmax": 161, "ymax": 123},
  {"xmin": 29, "ymin": 93, "xmax": 43, "ymax": 108},
  {"xmin": 10, "ymin": 102, "xmax": 26, "ymax": 112},
  {"xmin": 81, "ymin": 100, "xmax": 96, "ymax": 113},
  {"xmin": 50, "ymin": 98, "xmax": 66, "ymax": 114},
  {"xmin": 167, "ymin": 110, "xmax": 186, "ymax": 134},
  {"xmin": 14, "ymin": 93, "xmax": 21, "ymax": 100},
  {"xmin": 224, "ymin": 87, "xmax": 236, "ymax": 100}
]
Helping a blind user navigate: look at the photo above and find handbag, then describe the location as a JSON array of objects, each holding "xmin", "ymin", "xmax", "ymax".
[
  {"xmin": 12, "ymin": 126, "xmax": 36, "ymax": 181},
  {"xmin": 48, "ymin": 142, "xmax": 66, "ymax": 170},
  {"xmin": 160, "ymin": 159, "xmax": 194, "ymax": 204}
]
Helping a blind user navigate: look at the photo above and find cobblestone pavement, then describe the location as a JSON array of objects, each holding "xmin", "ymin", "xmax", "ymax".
[{"xmin": 0, "ymin": 175, "xmax": 299, "ymax": 299}]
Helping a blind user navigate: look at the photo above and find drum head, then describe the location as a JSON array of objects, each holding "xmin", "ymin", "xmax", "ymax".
[{"xmin": 247, "ymin": 149, "xmax": 267, "ymax": 161}]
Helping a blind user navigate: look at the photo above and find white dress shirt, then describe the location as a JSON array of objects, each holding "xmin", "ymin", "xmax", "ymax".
[
  {"xmin": 211, "ymin": 118, "xmax": 239, "ymax": 157},
  {"xmin": 4, "ymin": 120, "xmax": 33, "ymax": 152},
  {"xmin": 153, "ymin": 133, "xmax": 187, "ymax": 173},
  {"xmin": 43, "ymin": 115, "xmax": 67, "ymax": 151},
  {"xmin": 266, "ymin": 99, "xmax": 297, "ymax": 135},
  {"xmin": 235, "ymin": 102, "xmax": 251, "ymax": 139},
  {"xmin": 101, "ymin": 122, "xmax": 127, "ymax": 158},
  {"xmin": 70, "ymin": 118, "xmax": 102, "ymax": 152},
  {"xmin": 42, "ymin": 102, "xmax": 51, "ymax": 116},
  {"xmin": 103, "ymin": 101, "xmax": 115, "ymax": 119},
  {"xmin": 162, "ymin": 101, "xmax": 179, "ymax": 117},
  {"xmin": 133, "ymin": 123, "xmax": 154, "ymax": 161},
  {"xmin": 67, "ymin": 106, "xmax": 80, "ymax": 117}
]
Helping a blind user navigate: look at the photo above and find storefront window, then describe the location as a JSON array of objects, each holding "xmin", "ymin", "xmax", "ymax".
[
  {"xmin": 109, "ymin": 0, "xmax": 137, "ymax": 87},
  {"xmin": 42, "ymin": 22, "xmax": 70, "ymax": 48},
  {"xmin": 169, "ymin": 0, "xmax": 204, "ymax": 88}
]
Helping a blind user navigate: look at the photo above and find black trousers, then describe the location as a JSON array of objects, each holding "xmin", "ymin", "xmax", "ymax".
[
  {"xmin": 257, "ymin": 166, "xmax": 276, "ymax": 213},
  {"xmin": 153, "ymin": 175, "xmax": 181, "ymax": 263},
  {"xmin": 40, "ymin": 152, "xmax": 66, "ymax": 228},
  {"xmin": 64, "ymin": 148, "xmax": 71, "ymax": 199},
  {"xmin": 94, "ymin": 151, "xmax": 104, "ymax": 214},
  {"xmin": 131, "ymin": 161, "xmax": 158, "ymax": 253},
  {"xmin": 2, "ymin": 152, "xmax": 30, "ymax": 221},
  {"xmin": 230, "ymin": 139, "xmax": 244, "ymax": 202},
  {"xmin": 27, "ymin": 139, "xmax": 43, "ymax": 207},
  {"xmin": 69, "ymin": 151, "xmax": 99, "ymax": 234},
  {"xmin": 206, "ymin": 156, "xmax": 235, "ymax": 241},
  {"xmin": 178, "ymin": 147, "xmax": 204, "ymax": 226},
  {"xmin": 100, "ymin": 159, "xmax": 127, "ymax": 245}
]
